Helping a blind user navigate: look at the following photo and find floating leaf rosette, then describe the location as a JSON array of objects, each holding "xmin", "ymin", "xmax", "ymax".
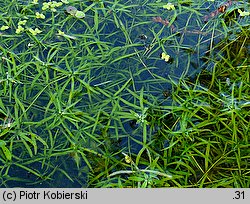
[
  {"xmin": 66, "ymin": 6, "xmax": 77, "ymax": 15},
  {"xmin": 75, "ymin": 10, "xmax": 85, "ymax": 19},
  {"xmin": 163, "ymin": 3, "xmax": 175, "ymax": 10},
  {"xmin": 161, "ymin": 52, "xmax": 170, "ymax": 62},
  {"xmin": 65, "ymin": 6, "xmax": 85, "ymax": 19}
]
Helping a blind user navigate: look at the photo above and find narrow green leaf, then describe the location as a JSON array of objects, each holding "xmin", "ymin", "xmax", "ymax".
[
  {"xmin": 1, "ymin": 145, "xmax": 12, "ymax": 160},
  {"xmin": 94, "ymin": 9, "xmax": 99, "ymax": 31}
]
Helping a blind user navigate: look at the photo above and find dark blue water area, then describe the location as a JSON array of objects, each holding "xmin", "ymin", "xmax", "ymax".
[
  {"xmin": 2, "ymin": 156, "xmax": 86, "ymax": 188},
  {"xmin": 98, "ymin": 3, "xmax": 215, "ymax": 84}
]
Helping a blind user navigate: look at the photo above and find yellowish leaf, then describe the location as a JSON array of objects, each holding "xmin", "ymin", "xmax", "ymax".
[
  {"xmin": 238, "ymin": 9, "xmax": 250, "ymax": 17},
  {"xmin": 161, "ymin": 52, "xmax": 170, "ymax": 62},
  {"xmin": 0, "ymin": 25, "xmax": 9, "ymax": 31},
  {"xmin": 163, "ymin": 3, "xmax": 175, "ymax": 10}
]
